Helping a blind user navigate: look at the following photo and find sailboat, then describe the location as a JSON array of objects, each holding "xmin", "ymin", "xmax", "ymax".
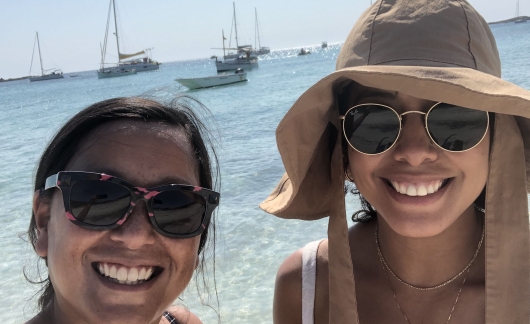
[
  {"xmin": 212, "ymin": 29, "xmax": 258, "ymax": 72},
  {"xmin": 98, "ymin": 0, "xmax": 159, "ymax": 78},
  {"xmin": 223, "ymin": 3, "xmax": 257, "ymax": 60},
  {"xmin": 28, "ymin": 32, "xmax": 64, "ymax": 82},
  {"xmin": 515, "ymin": 0, "xmax": 526, "ymax": 23},
  {"xmin": 252, "ymin": 8, "xmax": 270, "ymax": 56}
]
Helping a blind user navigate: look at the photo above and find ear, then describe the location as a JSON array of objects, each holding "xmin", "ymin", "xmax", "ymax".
[{"xmin": 33, "ymin": 190, "xmax": 51, "ymax": 258}]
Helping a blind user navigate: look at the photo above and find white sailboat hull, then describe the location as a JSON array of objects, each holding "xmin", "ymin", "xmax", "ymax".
[
  {"xmin": 176, "ymin": 72, "xmax": 247, "ymax": 89},
  {"xmin": 215, "ymin": 60, "xmax": 258, "ymax": 72},
  {"xmin": 119, "ymin": 61, "xmax": 159, "ymax": 72},
  {"xmin": 29, "ymin": 74, "xmax": 64, "ymax": 82},
  {"xmin": 97, "ymin": 68, "xmax": 137, "ymax": 79}
]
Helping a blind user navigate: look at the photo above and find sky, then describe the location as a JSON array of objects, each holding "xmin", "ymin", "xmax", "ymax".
[{"xmin": 0, "ymin": 0, "xmax": 524, "ymax": 79}]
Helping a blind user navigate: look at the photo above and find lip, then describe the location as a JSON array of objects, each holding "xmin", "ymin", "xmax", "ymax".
[{"xmin": 382, "ymin": 177, "xmax": 453, "ymax": 205}]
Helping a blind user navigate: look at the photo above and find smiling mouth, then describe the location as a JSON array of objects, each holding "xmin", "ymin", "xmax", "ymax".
[
  {"xmin": 386, "ymin": 178, "xmax": 451, "ymax": 197},
  {"xmin": 92, "ymin": 262, "xmax": 162, "ymax": 286}
]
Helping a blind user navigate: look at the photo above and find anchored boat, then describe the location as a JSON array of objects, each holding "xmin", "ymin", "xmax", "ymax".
[
  {"xmin": 176, "ymin": 69, "xmax": 247, "ymax": 90},
  {"xmin": 28, "ymin": 32, "xmax": 64, "ymax": 82}
]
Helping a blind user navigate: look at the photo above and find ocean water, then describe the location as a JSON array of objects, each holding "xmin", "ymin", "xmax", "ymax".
[{"xmin": 1, "ymin": 22, "xmax": 529, "ymax": 323}]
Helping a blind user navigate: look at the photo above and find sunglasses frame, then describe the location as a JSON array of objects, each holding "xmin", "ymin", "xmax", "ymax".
[
  {"xmin": 44, "ymin": 171, "xmax": 220, "ymax": 238},
  {"xmin": 339, "ymin": 102, "xmax": 490, "ymax": 155}
]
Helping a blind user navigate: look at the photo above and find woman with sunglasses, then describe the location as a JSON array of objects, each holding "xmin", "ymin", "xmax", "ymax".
[
  {"xmin": 262, "ymin": 0, "xmax": 530, "ymax": 323},
  {"xmin": 26, "ymin": 97, "xmax": 219, "ymax": 324}
]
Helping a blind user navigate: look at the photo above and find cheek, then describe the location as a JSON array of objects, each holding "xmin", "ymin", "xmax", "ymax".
[
  {"xmin": 347, "ymin": 148, "xmax": 381, "ymax": 191},
  {"xmin": 166, "ymin": 236, "xmax": 201, "ymax": 280}
]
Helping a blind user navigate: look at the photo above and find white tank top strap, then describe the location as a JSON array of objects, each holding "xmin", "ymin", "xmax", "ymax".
[{"xmin": 301, "ymin": 238, "xmax": 325, "ymax": 324}]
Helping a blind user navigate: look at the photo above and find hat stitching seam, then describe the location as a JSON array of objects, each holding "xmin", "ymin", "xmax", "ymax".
[
  {"xmin": 370, "ymin": 58, "xmax": 474, "ymax": 69},
  {"xmin": 456, "ymin": 0, "xmax": 478, "ymax": 70},
  {"xmin": 367, "ymin": 0, "xmax": 384, "ymax": 65}
]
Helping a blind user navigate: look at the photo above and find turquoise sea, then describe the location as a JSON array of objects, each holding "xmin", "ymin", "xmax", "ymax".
[{"xmin": 1, "ymin": 23, "xmax": 529, "ymax": 323}]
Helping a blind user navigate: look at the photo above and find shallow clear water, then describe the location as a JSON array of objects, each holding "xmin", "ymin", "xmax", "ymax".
[{"xmin": 0, "ymin": 22, "xmax": 529, "ymax": 323}]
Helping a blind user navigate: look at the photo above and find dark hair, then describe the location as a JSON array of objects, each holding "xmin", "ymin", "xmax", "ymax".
[
  {"xmin": 26, "ymin": 96, "xmax": 220, "ymax": 311},
  {"xmin": 337, "ymin": 82, "xmax": 493, "ymax": 222}
]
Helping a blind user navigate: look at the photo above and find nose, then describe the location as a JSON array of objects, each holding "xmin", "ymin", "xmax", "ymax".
[
  {"xmin": 108, "ymin": 200, "xmax": 156, "ymax": 248},
  {"xmin": 391, "ymin": 112, "xmax": 438, "ymax": 166}
]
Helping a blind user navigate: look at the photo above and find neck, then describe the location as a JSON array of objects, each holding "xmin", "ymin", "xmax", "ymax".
[{"xmin": 377, "ymin": 205, "xmax": 484, "ymax": 289}]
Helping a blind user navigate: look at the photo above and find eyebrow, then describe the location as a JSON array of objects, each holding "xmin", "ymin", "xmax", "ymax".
[{"xmin": 80, "ymin": 167, "xmax": 193, "ymax": 187}]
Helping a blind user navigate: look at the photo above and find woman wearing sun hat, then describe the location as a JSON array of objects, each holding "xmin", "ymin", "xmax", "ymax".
[{"xmin": 261, "ymin": 0, "xmax": 530, "ymax": 323}]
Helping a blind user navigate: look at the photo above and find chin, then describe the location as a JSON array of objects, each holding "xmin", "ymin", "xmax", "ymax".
[{"xmin": 380, "ymin": 211, "xmax": 454, "ymax": 238}]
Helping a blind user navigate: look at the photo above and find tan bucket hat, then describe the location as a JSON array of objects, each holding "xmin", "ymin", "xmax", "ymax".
[{"xmin": 260, "ymin": 0, "xmax": 530, "ymax": 322}]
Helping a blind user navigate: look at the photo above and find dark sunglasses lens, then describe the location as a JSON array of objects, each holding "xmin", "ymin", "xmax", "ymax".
[
  {"xmin": 151, "ymin": 190, "xmax": 205, "ymax": 235},
  {"xmin": 70, "ymin": 181, "xmax": 131, "ymax": 226},
  {"xmin": 344, "ymin": 105, "xmax": 400, "ymax": 154},
  {"xmin": 427, "ymin": 104, "xmax": 488, "ymax": 152}
]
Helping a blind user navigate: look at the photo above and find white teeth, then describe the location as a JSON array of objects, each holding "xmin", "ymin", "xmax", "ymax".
[
  {"xmin": 117, "ymin": 267, "xmax": 128, "ymax": 281},
  {"xmin": 390, "ymin": 179, "xmax": 447, "ymax": 197},
  {"xmin": 427, "ymin": 183, "xmax": 435, "ymax": 194},
  {"xmin": 127, "ymin": 268, "xmax": 139, "ymax": 281},
  {"xmin": 138, "ymin": 267, "xmax": 147, "ymax": 280},
  {"xmin": 406, "ymin": 185, "xmax": 417, "ymax": 196},
  {"xmin": 417, "ymin": 185, "xmax": 427, "ymax": 196},
  {"xmin": 145, "ymin": 267, "xmax": 154, "ymax": 280},
  {"xmin": 96, "ymin": 262, "xmax": 156, "ymax": 286},
  {"xmin": 110, "ymin": 265, "xmax": 117, "ymax": 278}
]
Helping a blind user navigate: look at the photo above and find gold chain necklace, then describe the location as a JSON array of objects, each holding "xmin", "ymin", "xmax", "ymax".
[
  {"xmin": 375, "ymin": 222, "xmax": 484, "ymax": 323},
  {"xmin": 375, "ymin": 221, "xmax": 484, "ymax": 290}
]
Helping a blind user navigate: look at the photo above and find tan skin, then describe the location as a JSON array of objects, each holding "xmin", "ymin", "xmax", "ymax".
[
  {"xmin": 29, "ymin": 120, "xmax": 204, "ymax": 324},
  {"xmin": 274, "ymin": 86, "xmax": 488, "ymax": 324}
]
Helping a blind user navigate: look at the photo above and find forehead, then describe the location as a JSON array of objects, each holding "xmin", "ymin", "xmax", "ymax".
[{"xmin": 66, "ymin": 120, "xmax": 199, "ymax": 187}]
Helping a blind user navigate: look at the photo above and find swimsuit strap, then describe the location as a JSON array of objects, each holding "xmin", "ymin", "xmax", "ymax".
[
  {"xmin": 301, "ymin": 239, "xmax": 325, "ymax": 324},
  {"xmin": 163, "ymin": 311, "xmax": 179, "ymax": 324}
]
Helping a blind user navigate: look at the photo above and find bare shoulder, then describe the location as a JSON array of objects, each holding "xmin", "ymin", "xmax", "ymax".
[
  {"xmin": 163, "ymin": 306, "xmax": 203, "ymax": 324},
  {"xmin": 273, "ymin": 248, "xmax": 304, "ymax": 324}
]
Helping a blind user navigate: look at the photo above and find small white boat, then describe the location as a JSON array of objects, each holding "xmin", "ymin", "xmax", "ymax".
[{"xmin": 176, "ymin": 69, "xmax": 247, "ymax": 90}]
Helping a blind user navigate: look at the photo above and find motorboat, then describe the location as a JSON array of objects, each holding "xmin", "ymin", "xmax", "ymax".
[
  {"xmin": 321, "ymin": 41, "xmax": 328, "ymax": 48},
  {"xmin": 28, "ymin": 32, "xmax": 64, "ymax": 82},
  {"xmin": 176, "ymin": 68, "xmax": 247, "ymax": 89},
  {"xmin": 298, "ymin": 48, "xmax": 311, "ymax": 56}
]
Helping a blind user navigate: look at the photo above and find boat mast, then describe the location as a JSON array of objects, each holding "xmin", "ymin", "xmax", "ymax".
[
  {"xmin": 233, "ymin": 2, "xmax": 239, "ymax": 48},
  {"xmin": 112, "ymin": 0, "xmax": 121, "ymax": 63},
  {"xmin": 222, "ymin": 30, "xmax": 226, "ymax": 59},
  {"xmin": 255, "ymin": 8, "xmax": 261, "ymax": 49},
  {"xmin": 516, "ymin": 0, "xmax": 520, "ymax": 17},
  {"xmin": 36, "ymin": 32, "xmax": 44, "ymax": 76}
]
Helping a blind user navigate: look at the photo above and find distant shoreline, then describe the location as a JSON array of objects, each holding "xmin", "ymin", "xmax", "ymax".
[
  {"xmin": 489, "ymin": 16, "xmax": 530, "ymax": 24},
  {"xmin": 0, "ymin": 76, "xmax": 29, "ymax": 83}
]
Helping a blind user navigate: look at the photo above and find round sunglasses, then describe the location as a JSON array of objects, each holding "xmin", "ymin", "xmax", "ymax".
[
  {"xmin": 44, "ymin": 171, "xmax": 220, "ymax": 238},
  {"xmin": 339, "ymin": 103, "xmax": 489, "ymax": 155}
]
